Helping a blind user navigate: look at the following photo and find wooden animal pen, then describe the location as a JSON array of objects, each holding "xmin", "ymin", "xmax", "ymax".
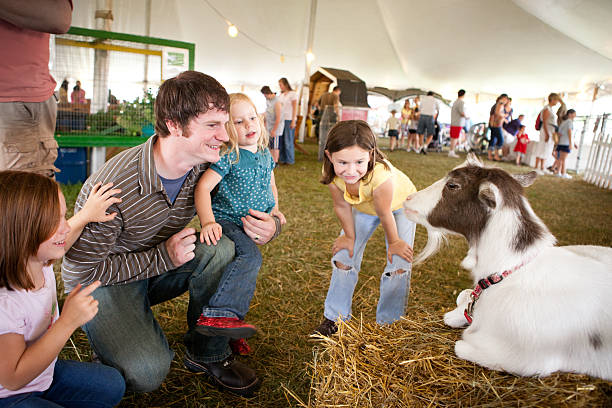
[
  {"xmin": 52, "ymin": 26, "xmax": 194, "ymax": 178},
  {"xmin": 309, "ymin": 67, "xmax": 370, "ymax": 121}
]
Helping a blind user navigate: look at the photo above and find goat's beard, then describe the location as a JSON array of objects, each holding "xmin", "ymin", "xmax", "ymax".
[{"xmin": 414, "ymin": 226, "xmax": 448, "ymax": 265}]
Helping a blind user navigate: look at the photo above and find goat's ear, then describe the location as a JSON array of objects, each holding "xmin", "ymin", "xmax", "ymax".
[
  {"xmin": 478, "ymin": 181, "xmax": 498, "ymax": 209},
  {"xmin": 465, "ymin": 153, "xmax": 483, "ymax": 168},
  {"xmin": 512, "ymin": 171, "xmax": 537, "ymax": 188}
]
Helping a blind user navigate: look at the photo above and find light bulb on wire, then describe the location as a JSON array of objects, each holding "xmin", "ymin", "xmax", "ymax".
[
  {"xmin": 227, "ymin": 24, "xmax": 238, "ymax": 38},
  {"xmin": 306, "ymin": 51, "xmax": 315, "ymax": 63}
]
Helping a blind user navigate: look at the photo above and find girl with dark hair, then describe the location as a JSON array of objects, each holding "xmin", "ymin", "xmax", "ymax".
[
  {"xmin": 58, "ymin": 79, "xmax": 69, "ymax": 104},
  {"xmin": 513, "ymin": 125, "xmax": 530, "ymax": 166},
  {"xmin": 553, "ymin": 109, "xmax": 576, "ymax": 179},
  {"xmin": 314, "ymin": 120, "xmax": 417, "ymax": 336},
  {"xmin": 0, "ymin": 171, "xmax": 124, "ymax": 406}
]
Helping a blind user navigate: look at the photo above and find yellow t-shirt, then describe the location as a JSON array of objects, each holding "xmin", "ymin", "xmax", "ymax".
[
  {"xmin": 332, "ymin": 161, "xmax": 417, "ymax": 215},
  {"xmin": 401, "ymin": 108, "xmax": 411, "ymax": 124}
]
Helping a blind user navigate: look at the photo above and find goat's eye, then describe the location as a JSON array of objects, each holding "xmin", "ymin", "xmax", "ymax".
[{"xmin": 446, "ymin": 181, "xmax": 460, "ymax": 190}]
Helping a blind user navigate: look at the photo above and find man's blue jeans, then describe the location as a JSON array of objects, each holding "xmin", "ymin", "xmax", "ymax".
[
  {"xmin": 324, "ymin": 208, "xmax": 416, "ymax": 324},
  {"xmin": 81, "ymin": 236, "xmax": 235, "ymax": 392},
  {"xmin": 0, "ymin": 360, "xmax": 125, "ymax": 408},
  {"xmin": 201, "ymin": 219, "xmax": 262, "ymax": 320}
]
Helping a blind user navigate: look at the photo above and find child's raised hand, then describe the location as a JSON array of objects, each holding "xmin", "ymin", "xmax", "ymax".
[
  {"xmin": 332, "ymin": 235, "xmax": 354, "ymax": 257},
  {"xmin": 388, "ymin": 239, "xmax": 414, "ymax": 263},
  {"xmin": 59, "ymin": 281, "xmax": 101, "ymax": 329},
  {"xmin": 200, "ymin": 222, "xmax": 222, "ymax": 245},
  {"xmin": 270, "ymin": 208, "xmax": 287, "ymax": 225},
  {"xmin": 80, "ymin": 182, "xmax": 122, "ymax": 223}
]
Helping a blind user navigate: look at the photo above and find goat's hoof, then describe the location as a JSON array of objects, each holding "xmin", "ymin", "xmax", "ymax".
[
  {"xmin": 455, "ymin": 340, "xmax": 477, "ymax": 361},
  {"xmin": 456, "ymin": 289, "xmax": 472, "ymax": 306},
  {"xmin": 444, "ymin": 310, "xmax": 469, "ymax": 328}
]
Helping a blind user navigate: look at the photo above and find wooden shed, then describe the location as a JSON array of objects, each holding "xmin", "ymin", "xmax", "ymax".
[{"xmin": 309, "ymin": 67, "xmax": 370, "ymax": 121}]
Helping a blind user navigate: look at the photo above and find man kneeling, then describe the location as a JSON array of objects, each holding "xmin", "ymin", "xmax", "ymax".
[{"xmin": 62, "ymin": 71, "xmax": 277, "ymax": 397}]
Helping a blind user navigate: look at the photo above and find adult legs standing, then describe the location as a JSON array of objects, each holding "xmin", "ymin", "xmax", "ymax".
[
  {"xmin": 0, "ymin": 95, "xmax": 59, "ymax": 178},
  {"xmin": 279, "ymin": 120, "xmax": 295, "ymax": 164},
  {"xmin": 318, "ymin": 107, "xmax": 337, "ymax": 161},
  {"xmin": 488, "ymin": 127, "xmax": 503, "ymax": 160},
  {"xmin": 416, "ymin": 114, "xmax": 434, "ymax": 154}
]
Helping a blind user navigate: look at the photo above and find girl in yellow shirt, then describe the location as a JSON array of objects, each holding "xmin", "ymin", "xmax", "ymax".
[{"xmin": 314, "ymin": 120, "xmax": 417, "ymax": 336}]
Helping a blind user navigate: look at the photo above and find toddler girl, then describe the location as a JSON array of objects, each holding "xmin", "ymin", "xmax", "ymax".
[
  {"xmin": 385, "ymin": 110, "xmax": 400, "ymax": 152},
  {"xmin": 554, "ymin": 109, "xmax": 576, "ymax": 179},
  {"xmin": 513, "ymin": 125, "xmax": 529, "ymax": 166},
  {"xmin": 314, "ymin": 120, "xmax": 417, "ymax": 336},
  {"xmin": 194, "ymin": 93, "xmax": 286, "ymax": 346},
  {"xmin": 0, "ymin": 171, "xmax": 125, "ymax": 407}
]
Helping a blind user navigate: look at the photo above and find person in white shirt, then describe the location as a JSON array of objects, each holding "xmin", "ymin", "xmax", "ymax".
[
  {"xmin": 534, "ymin": 93, "xmax": 560, "ymax": 173},
  {"xmin": 416, "ymin": 91, "xmax": 440, "ymax": 154},
  {"xmin": 277, "ymin": 78, "xmax": 298, "ymax": 165},
  {"xmin": 449, "ymin": 89, "xmax": 468, "ymax": 158}
]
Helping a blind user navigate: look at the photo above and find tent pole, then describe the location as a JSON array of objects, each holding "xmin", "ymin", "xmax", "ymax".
[
  {"xmin": 143, "ymin": 0, "xmax": 151, "ymax": 93},
  {"xmin": 91, "ymin": 0, "xmax": 113, "ymax": 174},
  {"xmin": 92, "ymin": 0, "xmax": 113, "ymax": 114},
  {"xmin": 298, "ymin": 0, "xmax": 317, "ymax": 143}
]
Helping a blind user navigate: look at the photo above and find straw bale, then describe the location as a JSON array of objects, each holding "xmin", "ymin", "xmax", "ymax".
[{"xmin": 303, "ymin": 308, "xmax": 612, "ymax": 408}]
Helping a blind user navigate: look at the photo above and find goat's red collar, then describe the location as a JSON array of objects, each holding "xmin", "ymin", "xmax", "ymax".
[{"xmin": 464, "ymin": 256, "xmax": 535, "ymax": 324}]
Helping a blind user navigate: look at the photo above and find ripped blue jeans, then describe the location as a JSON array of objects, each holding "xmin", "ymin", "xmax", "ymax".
[{"xmin": 323, "ymin": 207, "xmax": 416, "ymax": 324}]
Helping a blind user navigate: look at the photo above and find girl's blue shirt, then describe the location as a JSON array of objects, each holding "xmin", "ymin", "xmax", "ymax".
[{"xmin": 210, "ymin": 148, "xmax": 276, "ymax": 226}]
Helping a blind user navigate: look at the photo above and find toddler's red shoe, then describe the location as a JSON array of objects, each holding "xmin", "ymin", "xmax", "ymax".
[
  {"xmin": 196, "ymin": 316, "xmax": 257, "ymax": 339},
  {"xmin": 230, "ymin": 338, "xmax": 252, "ymax": 356}
]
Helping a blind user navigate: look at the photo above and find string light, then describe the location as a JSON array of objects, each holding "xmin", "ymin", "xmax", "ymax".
[
  {"xmin": 306, "ymin": 51, "xmax": 315, "ymax": 63},
  {"xmin": 203, "ymin": 0, "xmax": 302, "ymax": 59},
  {"xmin": 227, "ymin": 24, "xmax": 238, "ymax": 38}
]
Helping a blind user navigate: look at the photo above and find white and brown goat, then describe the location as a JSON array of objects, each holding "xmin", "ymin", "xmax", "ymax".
[{"xmin": 403, "ymin": 154, "xmax": 612, "ymax": 380}]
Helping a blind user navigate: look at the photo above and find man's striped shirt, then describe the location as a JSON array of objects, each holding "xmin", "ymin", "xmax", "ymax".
[{"xmin": 61, "ymin": 135, "xmax": 207, "ymax": 292}]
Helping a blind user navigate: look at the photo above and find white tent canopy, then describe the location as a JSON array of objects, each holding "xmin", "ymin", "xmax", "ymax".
[{"xmin": 70, "ymin": 0, "xmax": 612, "ymax": 100}]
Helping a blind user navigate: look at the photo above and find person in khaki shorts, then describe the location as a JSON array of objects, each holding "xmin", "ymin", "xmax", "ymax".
[{"xmin": 0, "ymin": 1, "xmax": 73, "ymax": 178}]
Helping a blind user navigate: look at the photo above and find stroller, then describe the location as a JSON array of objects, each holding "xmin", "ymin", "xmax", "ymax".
[
  {"xmin": 427, "ymin": 120, "xmax": 448, "ymax": 152},
  {"xmin": 466, "ymin": 122, "xmax": 490, "ymax": 154}
]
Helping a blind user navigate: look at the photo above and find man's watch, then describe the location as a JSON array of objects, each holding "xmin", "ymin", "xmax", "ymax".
[{"xmin": 272, "ymin": 215, "xmax": 282, "ymax": 240}]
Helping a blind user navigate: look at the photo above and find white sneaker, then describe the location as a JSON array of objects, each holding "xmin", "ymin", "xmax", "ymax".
[
  {"xmin": 562, "ymin": 173, "xmax": 573, "ymax": 179},
  {"xmin": 543, "ymin": 169, "xmax": 553, "ymax": 175},
  {"xmin": 535, "ymin": 169, "xmax": 545, "ymax": 175},
  {"xmin": 448, "ymin": 151, "xmax": 459, "ymax": 158}
]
